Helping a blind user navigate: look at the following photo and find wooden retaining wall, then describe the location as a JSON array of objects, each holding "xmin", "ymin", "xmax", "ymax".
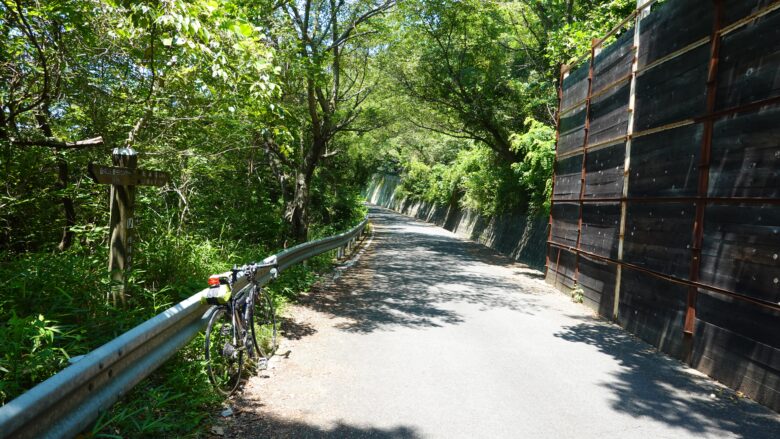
[{"xmin": 548, "ymin": 0, "xmax": 780, "ymax": 411}]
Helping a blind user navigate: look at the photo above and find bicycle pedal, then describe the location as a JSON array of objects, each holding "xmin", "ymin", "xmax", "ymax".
[{"xmin": 256, "ymin": 358, "xmax": 269, "ymax": 370}]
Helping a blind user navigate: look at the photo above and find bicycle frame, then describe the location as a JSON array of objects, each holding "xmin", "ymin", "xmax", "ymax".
[{"xmin": 204, "ymin": 260, "xmax": 278, "ymax": 393}]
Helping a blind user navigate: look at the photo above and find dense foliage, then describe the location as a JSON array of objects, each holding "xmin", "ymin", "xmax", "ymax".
[
  {"xmin": 1, "ymin": 0, "xmax": 375, "ymax": 435},
  {"xmin": 1, "ymin": 0, "xmax": 638, "ymax": 436},
  {"xmin": 379, "ymin": 0, "xmax": 635, "ymax": 216}
]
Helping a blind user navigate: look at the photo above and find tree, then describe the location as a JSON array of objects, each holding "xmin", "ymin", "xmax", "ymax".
[
  {"xmin": 0, "ymin": 0, "xmax": 277, "ymax": 251},
  {"xmin": 269, "ymin": 0, "xmax": 396, "ymax": 242},
  {"xmin": 0, "ymin": 0, "xmax": 107, "ymax": 250},
  {"xmin": 392, "ymin": 0, "xmax": 551, "ymax": 164}
]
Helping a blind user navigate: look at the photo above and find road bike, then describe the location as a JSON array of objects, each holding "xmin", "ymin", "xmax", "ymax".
[{"xmin": 203, "ymin": 260, "xmax": 279, "ymax": 394}]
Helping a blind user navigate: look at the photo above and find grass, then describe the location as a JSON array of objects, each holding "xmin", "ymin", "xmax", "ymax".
[{"xmin": 0, "ymin": 217, "xmax": 356, "ymax": 437}]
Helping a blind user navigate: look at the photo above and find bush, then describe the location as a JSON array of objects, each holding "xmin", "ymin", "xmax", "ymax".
[{"xmin": 0, "ymin": 206, "xmax": 365, "ymax": 435}]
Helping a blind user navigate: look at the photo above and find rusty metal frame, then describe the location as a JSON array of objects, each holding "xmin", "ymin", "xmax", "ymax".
[
  {"xmin": 560, "ymin": 0, "xmax": 779, "ymax": 78},
  {"xmin": 553, "ymin": 247, "xmax": 562, "ymax": 288},
  {"xmin": 547, "ymin": 241, "xmax": 780, "ymax": 313},
  {"xmin": 549, "ymin": 1, "xmax": 780, "ymax": 319},
  {"xmin": 685, "ymin": 0, "xmax": 724, "ymax": 336},
  {"xmin": 547, "ymin": 0, "xmax": 780, "ymax": 412},
  {"xmin": 613, "ymin": 1, "xmax": 647, "ymax": 319},
  {"xmin": 695, "ymin": 94, "xmax": 780, "ymax": 122},
  {"xmin": 546, "ymin": 66, "xmax": 567, "ymax": 278},
  {"xmin": 553, "ymin": 196, "xmax": 780, "ymax": 205},
  {"xmin": 571, "ymin": 41, "xmax": 599, "ymax": 286},
  {"xmin": 548, "ymin": 0, "xmax": 780, "ymax": 324}
]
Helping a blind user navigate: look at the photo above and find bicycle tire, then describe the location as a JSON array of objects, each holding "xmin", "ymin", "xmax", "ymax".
[
  {"xmin": 205, "ymin": 307, "xmax": 243, "ymax": 395},
  {"xmin": 251, "ymin": 287, "xmax": 277, "ymax": 359}
]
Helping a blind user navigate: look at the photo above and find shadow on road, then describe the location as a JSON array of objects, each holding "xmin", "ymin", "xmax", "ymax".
[
  {"xmin": 300, "ymin": 207, "xmax": 550, "ymax": 333},
  {"xmin": 228, "ymin": 411, "xmax": 421, "ymax": 438},
  {"xmin": 554, "ymin": 317, "xmax": 780, "ymax": 438},
  {"xmin": 278, "ymin": 316, "xmax": 317, "ymax": 340}
]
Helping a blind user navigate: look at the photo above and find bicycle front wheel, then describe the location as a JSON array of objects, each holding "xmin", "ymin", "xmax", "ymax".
[
  {"xmin": 252, "ymin": 288, "xmax": 277, "ymax": 359},
  {"xmin": 205, "ymin": 307, "xmax": 243, "ymax": 395}
]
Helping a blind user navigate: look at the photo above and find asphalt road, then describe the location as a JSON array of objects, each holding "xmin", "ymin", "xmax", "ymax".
[{"xmin": 227, "ymin": 205, "xmax": 780, "ymax": 438}]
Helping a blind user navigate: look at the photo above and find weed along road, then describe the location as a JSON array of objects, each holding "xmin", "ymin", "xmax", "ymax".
[{"xmin": 226, "ymin": 206, "xmax": 780, "ymax": 438}]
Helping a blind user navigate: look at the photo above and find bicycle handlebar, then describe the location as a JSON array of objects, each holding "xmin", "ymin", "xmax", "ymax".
[{"xmin": 212, "ymin": 256, "xmax": 280, "ymax": 286}]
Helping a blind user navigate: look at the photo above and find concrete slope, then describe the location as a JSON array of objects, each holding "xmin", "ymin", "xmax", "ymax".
[{"xmin": 228, "ymin": 206, "xmax": 780, "ymax": 439}]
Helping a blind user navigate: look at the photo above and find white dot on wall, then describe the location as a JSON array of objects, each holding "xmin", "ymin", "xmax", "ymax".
[
  {"xmin": 775, "ymin": 278, "xmax": 779, "ymax": 284},
  {"xmin": 773, "ymin": 254, "xmax": 778, "ymax": 260}
]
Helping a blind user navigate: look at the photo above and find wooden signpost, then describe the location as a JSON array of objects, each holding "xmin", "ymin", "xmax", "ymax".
[{"xmin": 88, "ymin": 147, "xmax": 169, "ymax": 306}]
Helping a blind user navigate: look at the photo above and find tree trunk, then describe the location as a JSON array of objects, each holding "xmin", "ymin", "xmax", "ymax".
[
  {"xmin": 35, "ymin": 113, "xmax": 75, "ymax": 251},
  {"xmin": 55, "ymin": 149, "xmax": 76, "ymax": 251},
  {"xmin": 290, "ymin": 170, "xmax": 310, "ymax": 242},
  {"xmin": 289, "ymin": 135, "xmax": 326, "ymax": 242}
]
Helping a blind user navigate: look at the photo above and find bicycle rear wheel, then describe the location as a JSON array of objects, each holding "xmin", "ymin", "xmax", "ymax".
[
  {"xmin": 205, "ymin": 307, "xmax": 243, "ymax": 395},
  {"xmin": 251, "ymin": 288, "xmax": 277, "ymax": 359}
]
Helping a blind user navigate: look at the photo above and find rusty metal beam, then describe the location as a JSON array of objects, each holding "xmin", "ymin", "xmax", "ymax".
[
  {"xmin": 686, "ymin": 0, "xmax": 723, "ymax": 338},
  {"xmin": 572, "ymin": 42, "xmax": 598, "ymax": 286},
  {"xmin": 546, "ymin": 67, "xmax": 566, "ymax": 278},
  {"xmin": 613, "ymin": 0, "xmax": 648, "ymax": 320},
  {"xmin": 552, "ymin": 196, "xmax": 780, "ymax": 205},
  {"xmin": 546, "ymin": 241, "xmax": 780, "ymax": 313}
]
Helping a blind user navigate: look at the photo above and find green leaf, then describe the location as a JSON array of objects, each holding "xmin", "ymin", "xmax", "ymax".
[{"xmin": 238, "ymin": 22, "xmax": 253, "ymax": 37}]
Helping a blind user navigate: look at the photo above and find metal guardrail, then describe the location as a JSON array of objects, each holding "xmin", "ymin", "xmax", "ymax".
[{"xmin": 0, "ymin": 217, "xmax": 369, "ymax": 439}]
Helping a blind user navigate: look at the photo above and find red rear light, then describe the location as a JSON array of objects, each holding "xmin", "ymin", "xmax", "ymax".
[{"xmin": 208, "ymin": 276, "xmax": 220, "ymax": 287}]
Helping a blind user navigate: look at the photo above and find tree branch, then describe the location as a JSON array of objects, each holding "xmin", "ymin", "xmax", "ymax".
[
  {"xmin": 321, "ymin": 148, "xmax": 340, "ymax": 159},
  {"xmin": 13, "ymin": 136, "xmax": 105, "ymax": 149},
  {"xmin": 330, "ymin": 1, "xmax": 395, "ymax": 50}
]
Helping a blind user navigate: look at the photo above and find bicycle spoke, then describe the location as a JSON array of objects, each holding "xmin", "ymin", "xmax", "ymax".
[
  {"xmin": 205, "ymin": 307, "xmax": 243, "ymax": 395},
  {"xmin": 252, "ymin": 289, "xmax": 277, "ymax": 359}
]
